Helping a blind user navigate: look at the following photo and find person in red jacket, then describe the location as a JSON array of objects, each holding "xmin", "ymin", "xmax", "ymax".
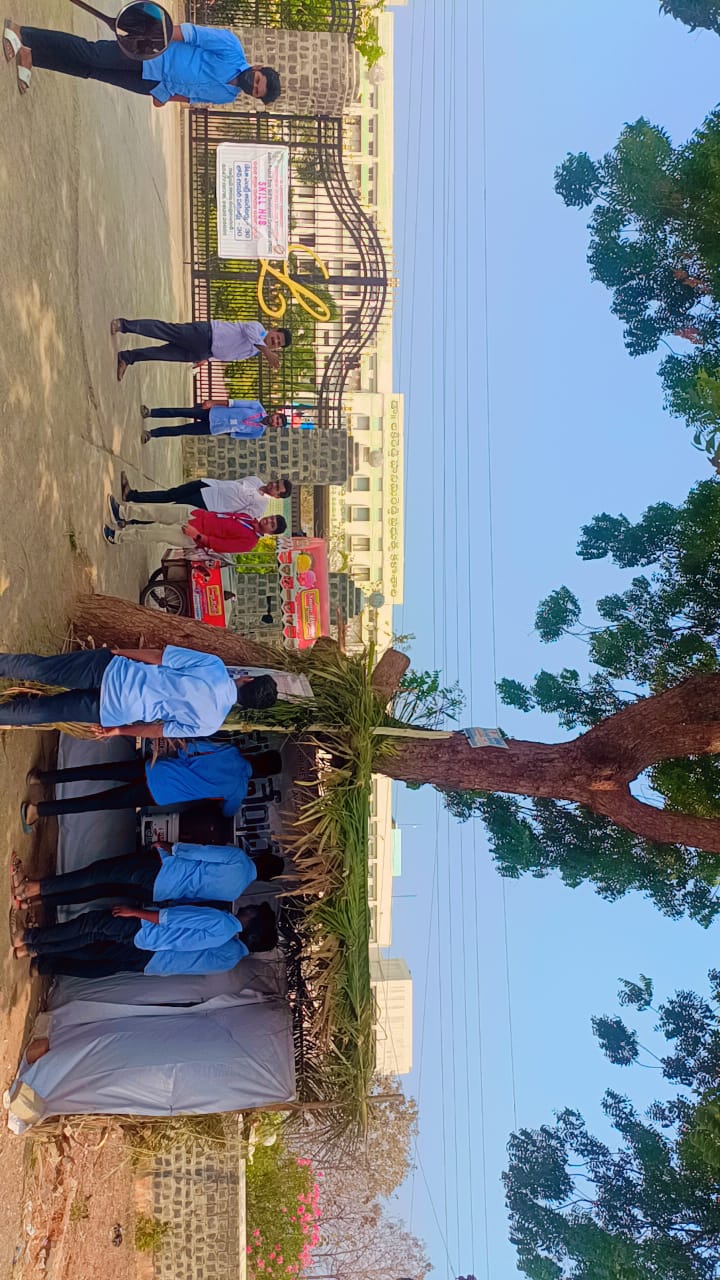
[{"xmin": 104, "ymin": 509, "xmax": 286, "ymax": 553}]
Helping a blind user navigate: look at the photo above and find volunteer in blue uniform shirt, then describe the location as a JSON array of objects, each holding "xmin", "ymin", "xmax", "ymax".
[
  {"xmin": 2, "ymin": 19, "xmax": 281, "ymax": 105},
  {"xmin": 12, "ymin": 843, "xmax": 285, "ymax": 910},
  {"xmin": 141, "ymin": 400, "xmax": 288, "ymax": 442},
  {"xmin": 12, "ymin": 900, "xmax": 278, "ymax": 978},
  {"xmin": 21, "ymin": 742, "xmax": 281, "ymax": 824}
]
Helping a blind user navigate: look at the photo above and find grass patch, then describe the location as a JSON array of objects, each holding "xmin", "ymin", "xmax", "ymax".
[
  {"xmin": 134, "ymin": 1215, "xmax": 170, "ymax": 1253},
  {"xmin": 122, "ymin": 1114, "xmax": 231, "ymax": 1167}
]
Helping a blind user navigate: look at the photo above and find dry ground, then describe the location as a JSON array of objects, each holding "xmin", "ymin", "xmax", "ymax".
[{"xmin": 0, "ymin": 1, "xmax": 193, "ymax": 1270}]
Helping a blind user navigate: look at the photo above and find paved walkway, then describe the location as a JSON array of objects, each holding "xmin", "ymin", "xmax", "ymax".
[{"xmin": 0, "ymin": 4, "xmax": 192, "ymax": 1266}]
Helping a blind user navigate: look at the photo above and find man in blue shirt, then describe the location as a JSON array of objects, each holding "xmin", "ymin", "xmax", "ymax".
[
  {"xmin": 141, "ymin": 399, "xmax": 288, "ymax": 442},
  {"xmin": 3, "ymin": 20, "xmax": 281, "ymax": 105},
  {"xmin": 12, "ymin": 900, "xmax": 278, "ymax": 977},
  {"xmin": 0, "ymin": 644, "xmax": 277, "ymax": 743},
  {"xmin": 12, "ymin": 842, "xmax": 284, "ymax": 910},
  {"xmin": 21, "ymin": 742, "xmax": 281, "ymax": 825}
]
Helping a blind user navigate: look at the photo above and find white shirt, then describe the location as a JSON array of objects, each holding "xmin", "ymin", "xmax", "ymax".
[
  {"xmin": 199, "ymin": 475, "xmax": 268, "ymax": 516},
  {"xmin": 209, "ymin": 320, "xmax": 267, "ymax": 362}
]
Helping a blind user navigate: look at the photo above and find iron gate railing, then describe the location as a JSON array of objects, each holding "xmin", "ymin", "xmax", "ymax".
[
  {"xmin": 188, "ymin": 109, "xmax": 390, "ymax": 428},
  {"xmin": 187, "ymin": 0, "xmax": 357, "ymax": 34}
]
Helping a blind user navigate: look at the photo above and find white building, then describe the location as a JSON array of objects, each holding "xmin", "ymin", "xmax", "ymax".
[{"xmin": 370, "ymin": 954, "xmax": 413, "ymax": 1076}]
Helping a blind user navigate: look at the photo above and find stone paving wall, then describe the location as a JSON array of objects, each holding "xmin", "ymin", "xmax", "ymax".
[
  {"xmin": 233, "ymin": 29, "xmax": 361, "ymax": 116},
  {"xmin": 146, "ymin": 1138, "xmax": 246, "ymax": 1280},
  {"xmin": 183, "ymin": 427, "xmax": 353, "ymax": 484}
]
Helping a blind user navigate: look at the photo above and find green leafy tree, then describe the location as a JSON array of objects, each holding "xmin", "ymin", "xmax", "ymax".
[
  {"xmin": 504, "ymin": 971, "xmax": 720, "ymax": 1280},
  {"xmin": 554, "ymin": 113, "xmax": 720, "ymax": 380},
  {"xmin": 439, "ymin": 479, "xmax": 720, "ymax": 923},
  {"xmin": 659, "ymin": 0, "xmax": 720, "ymax": 33},
  {"xmin": 591, "ymin": 1015, "xmax": 640, "ymax": 1065}
]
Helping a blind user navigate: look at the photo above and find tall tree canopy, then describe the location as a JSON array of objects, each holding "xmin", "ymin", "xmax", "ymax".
[
  {"xmin": 431, "ymin": 480, "xmax": 720, "ymax": 924},
  {"xmin": 555, "ymin": 109, "xmax": 720, "ymax": 452},
  {"xmin": 503, "ymin": 971, "xmax": 720, "ymax": 1280},
  {"xmin": 658, "ymin": 0, "xmax": 720, "ymax": 34}
]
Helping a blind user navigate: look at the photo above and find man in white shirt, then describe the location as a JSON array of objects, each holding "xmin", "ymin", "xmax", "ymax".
[
  {"xmin": 111, "ymin": 317, "xmax": 291, "ymax": 381},
  {"xmin": 118, "ymin": 472, "xmax": 291, "ymax": 518}
]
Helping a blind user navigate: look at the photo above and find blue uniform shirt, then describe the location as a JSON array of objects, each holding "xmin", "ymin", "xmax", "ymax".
[
  {"xmin": 209, "ymin": 400, "xmax": 267, "ymax": 439},
  {"xmin": 99, "ymin": 645, "xmax": 238, "ymax": 738},
  {"xmin": 135, "ymin": 905, "xmax": 248, "ymax": 973},
  {"xmin": 152, "ymin": 842, "xmax": 258, "ymax": 903},
  {"xmin": 145, "ymin": 741, "xmax": 252, "ymax": 814},
  {"xmin": 142, "ymin": 23, "xmax": 250, "ymax": 105}
]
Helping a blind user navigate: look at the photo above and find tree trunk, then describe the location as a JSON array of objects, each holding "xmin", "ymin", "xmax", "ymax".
[
  {"xmin": 376, "ymin": 672, "xmax": 720, "ymax": 853},
  {"xmin": 72, "ymin": 594, "xmax": 287, "ymax": 667},
  {"xmin": 369, "ymin": 649, "xmax": 410, "ymax": 704}
]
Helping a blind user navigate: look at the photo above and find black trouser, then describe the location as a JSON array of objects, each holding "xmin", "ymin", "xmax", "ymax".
[
  {"xmin": 147, "ymin": 407, "xmax": 213, "ymax": 439},
  {"xmin": 34, "ymin": 758, "xmax": 155, "ymax": 817},
  {"xmin": 118, "ymin": 320, "xmax": 213, "ymax": 366},
  {"xmin": 39, "ymin": 849, "xmax": 162, "ymax": 906},
  {"xmin": 124, "ymin": 479, "xmax": 209, "ymax": 508},
  {"xmin": 24, "ymin": 910, "xmax": 151, "ymax": 977},
  {"xmin": 20, "ymin": 28, "xmax": 159, "ymax": 95},
  {"xmin": 0, "ymin": 648, "xmax": 112, "ymax": 726}
]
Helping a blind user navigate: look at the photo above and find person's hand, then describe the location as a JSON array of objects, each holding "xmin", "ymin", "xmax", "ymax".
[
  {"xmin": 88, "ymin": 725, "xmax": 118, "ymax": 739},
  {"xmin": 201, "ymin": 399, "xmax": 214, "ymax": 410},
  {"xmin": 265, "ymin": 349, "xmax": 280, "ymax": 370},
  {"xmin": 112, "ymin": 904, "xmax": 137, "ymax": 918},
  {"xmin": 152, "ymin": 96, "xmax": 165, "ymax": 107}
]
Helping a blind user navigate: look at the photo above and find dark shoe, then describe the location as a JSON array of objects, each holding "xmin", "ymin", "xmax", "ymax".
[
  {"xmin": 106, "ymin": 494, "xmax": 125, "ymax": 529},
  {"xmin": 140, "ymin": 403, "xmax": 150, "ymax": 419},
  {"xmin": 141, "ymin": 429, "xmax": 151, "ymax": 445},
  {"xmin": 103, "ymin": 525, "xmax": 116, "ymax": 546},
  {"xmin": 25, "ymin": 767, "xmax": 43, "ymax": 787},
  {"xmin": 120, "ymin": 471, "xmax": 131, "ymax": 501}
]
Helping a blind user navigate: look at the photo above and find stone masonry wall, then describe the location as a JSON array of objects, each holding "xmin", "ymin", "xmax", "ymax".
[
  {"xmin": 234, "ymin": 29, "xmax": 360, "ymax": 116},
  {"xmin": 149, "ymin": 1137, "xmax": 246, "ymax": 1280},
  {"xmin": 183, "ymin": 427, "xmax": 353, "ymax": 484}
]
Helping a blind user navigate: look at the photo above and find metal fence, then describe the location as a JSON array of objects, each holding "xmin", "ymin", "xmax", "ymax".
[
  {"xmin": 188, "ymin": 108, "xmax": 389, "ymax": 428},
  {"xmin": 187, "ymin": 0, "xmax": 357, "ymax": 37}
]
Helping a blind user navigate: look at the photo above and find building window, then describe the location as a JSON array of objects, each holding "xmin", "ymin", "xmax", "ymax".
[
  {"xmin": 350, "ymin": 506, "xmax": 371, "ymax": 523},
  {"xmin": 352, "ymin": 475, "xmax": 371, "ymax": 492},
  {"xmin": 351, "ymin": 535, "xmax": 371, "ymax": 552},
  {"xmin": 354, "ymin": 415, "xmax": 370, "ymax": 431},
  {"xmin": 354, "ymin": 566, "xmax": 371, "ymax": 582}
]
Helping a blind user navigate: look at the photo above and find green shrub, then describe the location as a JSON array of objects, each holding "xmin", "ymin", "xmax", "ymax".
[
  {"xmin": 134, "ymin": 1215, "xmax": 170, "ymax": 1253},
  {"xmin": 246, "ymin": 1132, "xmax": 321, "ymax": 1278}
]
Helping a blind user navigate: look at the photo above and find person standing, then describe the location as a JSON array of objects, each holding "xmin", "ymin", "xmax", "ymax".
[
  {"xmin": 141, "ymin": 400, "xmax": 288, "ymax": 442},
  {"xmin": 112, "ymin": 317, "xmax": 291, "ymax": 380},
  {"xmin": 115, "ymin": 473, "xmax": 291, "ymax": 519},
  {"xmin": 0, "ymin": 645, "xmax": 271, "ymax": 741},
  {"xmin": 2, "ymin": 19, "xmax": 280, "ymax": 104},
  {"xmin": 12, "ymin": 842, "xmax": 284, "ymax": 909},
  {"xmin": 104, "ymin": 510, "xmax": 286, "ymax": 551},
  {"xmin": 12, "ymin": 901, "xmax": 278, "ymax": 977},
  {"xmin": 20, "ymin": 738, "xmax": 281, "ymax": 825}
]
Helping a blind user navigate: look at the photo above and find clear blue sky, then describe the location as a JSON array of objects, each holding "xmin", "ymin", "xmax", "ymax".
[{"xmin": 389, "ymin": 2, "xmax": 720, "ymax": 1276}]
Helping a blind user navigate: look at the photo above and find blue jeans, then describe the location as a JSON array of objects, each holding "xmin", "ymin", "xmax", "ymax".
[
  {"xmin": 39, "ymin": 849, "xmax": 162, "ymax": 907},
  {"xmin": 0, "ymin": 648, "xmax": 112, "ymax": 725},
  {"xmin": 24, "ymin": 909, "xmax": 151, "ymax": 977}
]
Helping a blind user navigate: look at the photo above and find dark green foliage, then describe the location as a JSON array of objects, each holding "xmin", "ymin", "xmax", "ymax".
[
  {"xmin": 659, "ymin": 0, "xmax": 720, "ymax": 33},
  {"xmin": 592, "ymin": 1015, "xmax": 640, "ymax": 1065},
  {"xmin": 440, "ymin": 792, "xmax": 720, "ymax": 925},
  {"xmin": 534, "ymin": 588, "xmax": 582, "ymax": 642},
  {"xmin": 504, "ymin": 971, "xmax": 720, "ymax": 1280}
]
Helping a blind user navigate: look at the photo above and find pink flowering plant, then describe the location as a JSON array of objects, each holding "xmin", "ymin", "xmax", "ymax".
[{"xmin": 246, "ymin": 1139, "xmax": 322, "ymax": 1279}]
